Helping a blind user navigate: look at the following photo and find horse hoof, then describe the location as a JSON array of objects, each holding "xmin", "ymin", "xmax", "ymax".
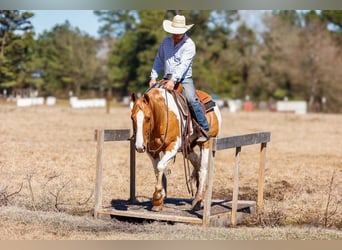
[
  {"xmin": 191, "ymin": 198, "xmax": 202, "ymax": 210},
  {"xmin": 152, "ymin": 205, "xmax": 163, "ymax": 212}
]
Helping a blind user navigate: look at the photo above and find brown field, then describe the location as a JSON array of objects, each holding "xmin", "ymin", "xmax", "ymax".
[{"xmin": 0, "ymin": 102, "xmax": 341, "ymax": 239}]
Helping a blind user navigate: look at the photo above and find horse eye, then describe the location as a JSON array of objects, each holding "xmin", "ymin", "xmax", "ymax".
[{"xmin": 145, "ymin": 117, "xmax": 150, "ymax": 122}]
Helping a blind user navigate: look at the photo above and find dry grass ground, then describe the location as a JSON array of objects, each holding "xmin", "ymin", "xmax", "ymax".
[{"xmin": 0, "ymin": 102, "xmax": 341, "ymax": 239}]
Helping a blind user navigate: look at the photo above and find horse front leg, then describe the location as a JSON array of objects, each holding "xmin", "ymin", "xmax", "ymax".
[
  {"xmin": 152, "ymin": 170, "xmax": 166, "ymax": 212},
  {"xmin": 150, "ymin": 149, "xmax": 177, "ymax": 212},
  {"xmin": 147, "ymin": 154, "xmax": 164, "ymax": 212}
]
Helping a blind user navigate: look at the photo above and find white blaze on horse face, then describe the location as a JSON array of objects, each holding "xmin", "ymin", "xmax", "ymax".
[{"xmin": 135, "ymin": 110, "xmax": 145, "ymax": 151}]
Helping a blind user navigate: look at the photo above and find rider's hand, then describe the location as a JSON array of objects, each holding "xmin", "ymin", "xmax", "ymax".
[
  {"xmin": 165, "ymin": 80, "xmax": 175, "ymax": 91},
  {"xmin": 149, "ymin": 79, "xmax": 157, "ymax": 87}
]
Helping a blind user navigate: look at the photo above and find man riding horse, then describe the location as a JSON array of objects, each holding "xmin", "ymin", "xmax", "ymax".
[
  {"xmin": 131, "ymin": 15, "xmax": 221, "ymax": 212},
  {"xmin": 149, "ymin": 14, "xmax": 209, "ymax": 143}
]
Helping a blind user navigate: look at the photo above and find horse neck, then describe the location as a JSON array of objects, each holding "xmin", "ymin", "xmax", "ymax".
[{"xmin": 148, "ymin": 90, "xmax": 169, "ymax": 135}]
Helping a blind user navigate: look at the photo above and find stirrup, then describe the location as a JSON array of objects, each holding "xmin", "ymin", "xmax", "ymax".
[
  {"xmin": 196, "ymin": 129, "xmax": 209, "ymax": 143},
  {"xmin": 196, "ymin": 136, "xmax": 208, "ymax": 143}
]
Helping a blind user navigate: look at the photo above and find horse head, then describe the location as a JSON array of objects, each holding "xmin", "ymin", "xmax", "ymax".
[{"xmin": 130, "ymin": 93, "xmax": 153, "ymax": 153}]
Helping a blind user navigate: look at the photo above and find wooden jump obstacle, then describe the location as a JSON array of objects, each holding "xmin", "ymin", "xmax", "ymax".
[
  {"xmin": 204, "ymin": 131, "xmax": 271, "ymax": 226},
  {"xmin": 94, "ymin": 129, "xmax": 270, "ymax": 227}
]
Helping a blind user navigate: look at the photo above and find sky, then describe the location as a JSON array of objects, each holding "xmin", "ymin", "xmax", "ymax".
[
  {"xmin": 29, "ymin": 10, "xmax": 268, "ymax": 39},
  {"xmin": 29, "ymin": 10, "xmax": 100, "ymax": 38}
]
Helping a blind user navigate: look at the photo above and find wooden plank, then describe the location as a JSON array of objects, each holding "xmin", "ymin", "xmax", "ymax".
[
  {"xmin": 97, "ymin": 199, "xmax": 255, "ymax": 226},
  {"xmin": 225, "ymin": 200, "xmax": 256, "ymax": 210},
  {"xmin": 94, "ymin": 129, "xmax": 131, "ymax": 142},
  {"xmin": 215, "ymin": 132, "xmax": 270, "ymax": 151},
  {"xmin": 98, "ymin": 208, "xmax": 203, "ymax": 224},
  {"xmin": 94, "ymin": 130, "xmax": 104, "ymax": 219},
  {"xmin": 202, "ymin": 138, "xmax": 216, "ymax": 226},
  {"xmin": 257, "ymin": 142, "xmax": 267, "ymax": 211},
  {"xmin": 231, "ymin": 146, "xmax": 241, "ymax": 227},
  {"xmin": 209, "ymin": 211, "xmax": 249, "ymax": 227}
]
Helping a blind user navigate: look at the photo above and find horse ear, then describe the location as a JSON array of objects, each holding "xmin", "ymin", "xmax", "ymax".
[
  {"xmin": 143, "ymin": 93, "xmax": 150, "ymax": 104},
  {"xmin": 130, "ymin": 93, "xmax": 137, "ymax": 110},
  {"xmin": 131, "ymin": 93, "xmax": 137, "ymax": 103}
]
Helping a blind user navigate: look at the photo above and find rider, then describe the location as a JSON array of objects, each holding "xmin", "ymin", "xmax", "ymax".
[{"xmin": 149, "ymin": 14, "xmax": 209, "ymax": 142}]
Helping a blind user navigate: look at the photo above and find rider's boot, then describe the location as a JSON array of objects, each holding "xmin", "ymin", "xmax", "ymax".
[{"xmin": 190, "ymin": 101, "xmax": 210, "ymax": 143}]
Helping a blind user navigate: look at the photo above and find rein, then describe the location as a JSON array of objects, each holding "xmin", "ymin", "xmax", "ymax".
[{"xmin": 170, "ymin": 90, "xmax": 194, "ymax": 196}]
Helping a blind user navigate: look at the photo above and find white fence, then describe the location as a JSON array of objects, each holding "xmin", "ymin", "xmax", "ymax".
[
  {"xmin": 69, "ymin": 97, "xmax": 106, "ymax": 109},
  {"xmin": 46, "ymin": 96, "xmax": 57, "ymax": 106},
  {"xmin": 16, "ymin": 97, "xmax": 45, "ymax": 107},
  {"xmin": 15, "ymin": 96, "xmax": 107, "ymax": 108},
  {"xmin": 215, "ymin": 99, "xmax": 243, "ymax": 113},
  {"xmin": 276, "ymin": 101, "xmax": 307, "ymax": 115},
  {"xmin": 16, "ymin": 97, "xmax": 57, "ymax": 107}
]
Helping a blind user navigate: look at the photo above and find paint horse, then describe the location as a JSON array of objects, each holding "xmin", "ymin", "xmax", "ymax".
[{"xmin": 131, "ymin": 86, "xmax": 221, "ymax": 212}]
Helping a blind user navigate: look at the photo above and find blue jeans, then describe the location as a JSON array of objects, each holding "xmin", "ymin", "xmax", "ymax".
[{"xmin": 181, "ymin": 78, "xmax": 209, "ymax": 132}]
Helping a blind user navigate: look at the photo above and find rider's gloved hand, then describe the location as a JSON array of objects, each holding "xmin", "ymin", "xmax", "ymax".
[{"xmin": 165, "ymin": 80, "xmax": 175, "ymax": 91}]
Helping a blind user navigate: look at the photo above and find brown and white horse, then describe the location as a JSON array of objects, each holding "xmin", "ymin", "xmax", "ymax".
[{"xmin": 131, "ymin": 87, "xmax": 221, "ymax": 211}]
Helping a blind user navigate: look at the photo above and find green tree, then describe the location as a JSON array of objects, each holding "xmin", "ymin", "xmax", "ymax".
[
  {"xmin": 95, "ymin": 10, "xmax": 141, "ymax": 97},
  {"xmin": 94, "ymin": 10, "xmax": 138, "ymax": 39},
  {"xmin": 0, "ymin": 10, "xmax": 35, "ymax": 91},
  {"xmin": 229, "ymin": 24, "xmax": 259, "ymax": 99},
  {"xmin": 321, "ymin": 10, "xmax": 342, "ymax": 45},
  {"xmin": 0, "ymin": 10, "xmax": 33, "ymax": 57},
  {"xmin": 276, "ymin": 10, "xmax": 303, "ymax": 27},
  {"xmin": 35, "ymin": 21, "xmax": 101, "ymax": 97},
  {"xmin": 321, "ymin": 10, "xmax": 342, "ymax": 29},
  {"xmin": 134, "ymin": 10, "xmax": 166, "ymax": 93}
]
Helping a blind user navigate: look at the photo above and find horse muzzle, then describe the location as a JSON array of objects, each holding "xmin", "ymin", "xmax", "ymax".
[{"xmin": 135, "ymin": 145, "xmax": 146, "ymax": 153}]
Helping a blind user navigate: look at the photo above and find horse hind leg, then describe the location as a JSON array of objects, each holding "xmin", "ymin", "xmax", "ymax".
[
  {"xmin": 190, "ymin": 146, "xmax": 210, "ymax": 210},
  {"xmin": 187, "ymin": 151, "xmax": 203, "ymax": 210}
]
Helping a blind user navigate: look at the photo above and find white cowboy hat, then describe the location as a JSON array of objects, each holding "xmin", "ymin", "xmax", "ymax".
[{"xmin": 162, "ymin": 15, "xmax": 194, "ymax": 34}]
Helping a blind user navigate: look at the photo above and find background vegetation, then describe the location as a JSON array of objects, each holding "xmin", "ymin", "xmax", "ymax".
[{"xmin": 0, "ymin": 10, "xmax": 341, "ymax": 112}]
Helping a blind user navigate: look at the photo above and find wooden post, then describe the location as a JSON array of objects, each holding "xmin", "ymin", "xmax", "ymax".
[
  {"xmin": 231, "ymin": 146, "xmax": 241, "ymax": 226},
  {"xmin": 257, "ymin": 142, "xmax": 267, "ymax": 211},
  {"xmin": 94, "ymin": 129, "xmax": 131, "ymax": 216},
  {"xmin": 203, "ymin": 138, "xmax": 216, "ymax": 226},
  {"xmin": 94, "ymin": 129, "xmax": 104, "ymax": 219},
  {"xmin": 129, "ymin": 136, "xmax": 136, "ymax": 203}
]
